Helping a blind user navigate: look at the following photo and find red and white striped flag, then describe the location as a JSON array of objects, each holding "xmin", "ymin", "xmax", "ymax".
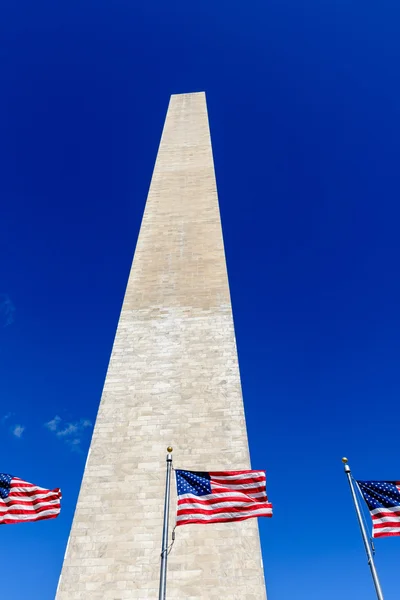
[
  {"xmin": 357, "ymin": 480, "xmax": 400, "ymax": 538},
  {"xmin": 0, "ymin": 473, "xmax": 61, "ymax": 525},
  {"xmin": 175, "ymin": 469, "xmax": 273, "ymax": 525}
]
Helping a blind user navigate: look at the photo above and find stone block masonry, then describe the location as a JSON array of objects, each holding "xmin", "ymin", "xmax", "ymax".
[{"xmin": 56, "ymin": 92, "xmax": 267, "ymax": 599}]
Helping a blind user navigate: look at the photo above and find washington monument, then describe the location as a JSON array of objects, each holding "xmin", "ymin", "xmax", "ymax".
[{"xmin": 56, "ymin": 92, "xmax": 267, "ymax": 598}]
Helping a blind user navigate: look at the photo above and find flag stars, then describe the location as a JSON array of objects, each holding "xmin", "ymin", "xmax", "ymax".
[
  {"xmin": 176, "ymin": 470, "xmax": 211, "ymax": 497},
  {"xmin": 0, "ymin": 473, "xmax": 12, "ymax": 499},
  {"xmin": 358, "ymin": 481, "xmax": 400, "ymax": 512}
]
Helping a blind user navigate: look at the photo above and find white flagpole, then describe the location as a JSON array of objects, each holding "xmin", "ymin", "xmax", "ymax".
[
  {"xmin": 342, "ymin": 457, "xmax": 384, "ymax": 600},
  {"xmin": 159, "ymin": 446, "xmax": 173, "ymax": 600}
]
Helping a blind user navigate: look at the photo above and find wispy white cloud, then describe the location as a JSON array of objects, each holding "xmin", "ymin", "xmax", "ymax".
[
  {"xmin": 67, "ymin": 438, "xmax": 82, "ymax": 452},
  {"xmin": 2, "ymin": 414, "xmax": 25, "ymax": 439},
  {"xmin": 57, "ymin": 423, "xmax": 79, "ymax": 437},
  {"xmin": 45, "ymin": 415, "xmax": 62, "ymax": 431},
  {"xmin": 44, "ymin": 415, "xmax": 92, "ymax": 451},
  {"xmin": 12, "ymin": 424, "xmax": 25, "ymax": 438}
]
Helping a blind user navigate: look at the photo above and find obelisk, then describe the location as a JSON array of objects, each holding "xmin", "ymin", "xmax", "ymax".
[{"xmin": 56, "ymin": 92, "xmax": 267, "ymax": 599}]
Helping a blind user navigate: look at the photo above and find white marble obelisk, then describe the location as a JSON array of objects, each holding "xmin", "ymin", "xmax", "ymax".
[{"xmin": 56, "ymin": 92, "xmax": 267, "ymax": 599}]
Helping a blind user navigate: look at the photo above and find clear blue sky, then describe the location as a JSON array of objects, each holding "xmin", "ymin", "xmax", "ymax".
[{"xmin": 1, "ymin": 0, "xmax": 400, "ymax": 598}]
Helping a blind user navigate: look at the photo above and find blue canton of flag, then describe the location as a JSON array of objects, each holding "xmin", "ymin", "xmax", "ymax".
[
  {"xmin": 0, "ymin": 474, "xmax": 13, "ymax": 499},
  {"xmin": 357, "ymin": 480, "xmax": 400, "ymax": 538},
  {"xmin": 175, "ymin": 469, "xmax": 273, "ymax": 526},
  {"xmin": 176, "ymin": 471, "xmax": 211, "ymax": 497}
]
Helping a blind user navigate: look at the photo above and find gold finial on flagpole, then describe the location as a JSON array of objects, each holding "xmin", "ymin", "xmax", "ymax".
[
  {"xmin": 342, "ymin": 457, "xmax": 348, "ymax": 464},
  {"xmin": 167, "ymin": 446, "xmax": 173, "ymax": 453}
]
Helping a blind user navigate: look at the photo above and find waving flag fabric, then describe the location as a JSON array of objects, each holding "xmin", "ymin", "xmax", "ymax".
[
  {"xmin": 357, "ymin": 480, "xmax": 400, "ymax": 538},
  {"xmin": 175, "ymin": 469, "xmax": 272, "ymax": 526},
  {"xmin": 0, "ymin": 474, "xmax": 61, "ymax": 525}
]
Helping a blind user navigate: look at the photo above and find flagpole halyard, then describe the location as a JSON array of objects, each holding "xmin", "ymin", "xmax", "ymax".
[
  {"xmin": 342, "ymin": 457, "xmax": 384, "ymax": 600},
  {"xmin": 159, "ymin": 446, "xmax": 173, "ymax": 600}
]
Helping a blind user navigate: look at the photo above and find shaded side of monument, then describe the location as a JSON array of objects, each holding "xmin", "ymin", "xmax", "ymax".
[{"xmin": 56, "ymin": 92, "xmax": 267, "ymax": 599}]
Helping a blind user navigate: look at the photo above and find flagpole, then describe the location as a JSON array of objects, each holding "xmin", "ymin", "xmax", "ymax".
[
  {"xmin": 342, "ymin": 457, "xmax": 384, "ymax": 600},
  {"xmin": 159, "ymin": 446, "xmax": 173, "ymax": 600}
]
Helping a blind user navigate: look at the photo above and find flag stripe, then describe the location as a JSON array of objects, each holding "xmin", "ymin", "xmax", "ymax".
[
  {"xmin": 11, "ymin": 479, "xmax": 37, "ymax": 487},
  {"xmin": 371, "ymin": 507, "xmax": 400, "ymax": 517},
  {"xmin": 176, "ymin": 507, "xmax": 273, "ymax": 525},
  {"xmin": 177, "ymin": 501, "xmax": 272, "ymax": 512},
  {"xmin": 211, "ymin": 476, "xmax": 266, "ymax": 485},
  {"xmin": 4, "ymin": 499, "xmax": 61, "ymax": 509},
  {"xmin": 373, "ymin": 529, "xmax": 400, "ymax": 538},
  {"xmin": 178, "ymin": 491, "xmax": 267, "ymax": 501},
  {"xmin": 0, "ymin": 509, "xmax": 61, "ymax": 524},
  {"xmin": 178, "ymin": 495, "xmax": 268, "ymax": 507},
  {"xmin": 373, "ymin": 517, "xmax": 400, "ymax": 527},
  {"xmin": 209, "ymin": 470, "xmax": 265, "ymax": 477},
  {"xmin": 211, "ymin": 482, "xmax": 266, "ymax": 492},
  {"xmin": 177, "ymin": 503, "xmax": 272, "ymax": 516},
  {"xmin": 8, "ymin": 487, "xmax": 56, "ymax": 497},
  {"xmin": 4, "ymin": 493, "xmax": 61, "ymax": 506},
  {"xmin": 0, "ymin": 503, "xmax": 61, "ymax": 515}
]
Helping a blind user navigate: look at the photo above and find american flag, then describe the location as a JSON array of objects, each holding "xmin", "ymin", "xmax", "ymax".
[
  {"xmin": 0, "ymin": 474, "xmax": 61, "ymax": 525},
  {"xmin": 175, "ymin": 469, "xmax": 273, "ymax": 526},
  {"xmin": 357, "ymin": 480, "xmax": 400, "ymax": 538}
]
